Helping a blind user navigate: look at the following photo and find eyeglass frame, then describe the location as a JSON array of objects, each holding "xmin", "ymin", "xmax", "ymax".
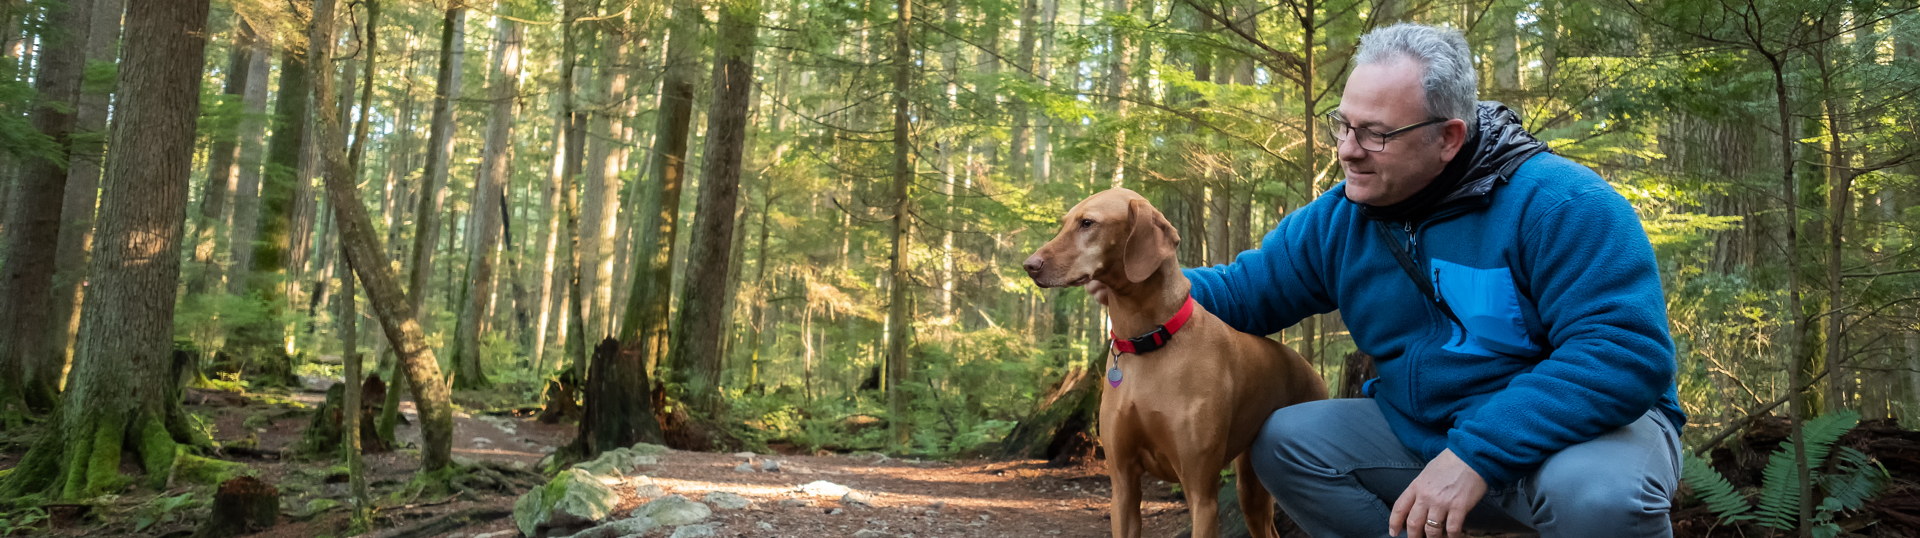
[{"xmin": 1323, "ymin": 111, "xmax": 1451, "ymax": 152}]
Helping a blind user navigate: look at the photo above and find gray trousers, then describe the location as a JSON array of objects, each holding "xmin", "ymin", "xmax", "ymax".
[{"xmin": 1249, "ymin": 399, "xmax": 1681, "ymax": 538}]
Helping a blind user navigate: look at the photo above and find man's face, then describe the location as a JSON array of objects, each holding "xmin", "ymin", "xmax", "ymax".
[{"xmin": 1335, "ymin": 56, "xmax": 1469, "ymax": 207}]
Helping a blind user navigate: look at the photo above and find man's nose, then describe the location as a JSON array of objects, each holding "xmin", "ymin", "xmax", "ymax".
[{"xmin": 1336, "ymin": 133, "xmax": 1367, "ymax": 161}]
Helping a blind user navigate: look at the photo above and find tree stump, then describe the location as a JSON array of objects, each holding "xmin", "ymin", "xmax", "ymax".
[
  {"xmin": 999, "ymin": 366, "xmax": 1101, "ymax": 463},
  {"xmin": 1336, "ymin": 352, "xmax": 1376, "ymax": 399},
  {"xmin": 192, "ymin": 476, "xmax": 278, "ymax": 538},
  {"xmin": 298, "ymin": 377, "xmax": 390, "ymax": 455},
  {"xmin": 577, "ymin": 338, "xmax": 665, "ymax": 453}
]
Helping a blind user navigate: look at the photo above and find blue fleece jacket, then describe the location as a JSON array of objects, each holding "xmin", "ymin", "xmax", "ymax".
[{"xmin": 1185, "ymin": 105, "xmax": 1685, "ymax": 489}]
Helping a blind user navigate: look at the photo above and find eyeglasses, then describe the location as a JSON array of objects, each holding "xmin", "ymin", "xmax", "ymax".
[{"xmin": 1323, "ymin": 112, "xmax": 1449, "ymax": 152}]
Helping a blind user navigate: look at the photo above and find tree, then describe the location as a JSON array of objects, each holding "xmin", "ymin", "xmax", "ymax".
[
  {"xmin": 450, "ymin": 10, "xmax": 525, "ymax": 390},
  {"xmin": 307, "ymin": 0, "xmax": 457, "ymax": 475},
  {"xmin": 46, "ymin": 0, "xmax": 128, "ymax": 401},
  {"xmin": 618, "ymin": 0, "xmax": 702, "ymax": 377},
  {"xmin": 885, "ymin": 0, "xmax": 915, "ymax": 448},
  {"xmin": 0, "ymin": 0, "xmax": 211, "ymax": 498},
  {"xmin": 0, "ymin": 0, "xmax": 96, "ymax": 420},
  {"xmin": 666, "ymin": 0, "xmax": 759, "ymax": 413}
]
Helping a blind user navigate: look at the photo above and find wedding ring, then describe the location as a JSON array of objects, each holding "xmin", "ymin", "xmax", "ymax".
[{"xmin": 1425, "ymin": 519, "xmax": 1443, "ymax": 528}]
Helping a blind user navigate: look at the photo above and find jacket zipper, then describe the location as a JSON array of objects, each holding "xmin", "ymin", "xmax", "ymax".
[{"xmin": 1405, "ymin": 220, "xmax": 1464, "ymax": 346}]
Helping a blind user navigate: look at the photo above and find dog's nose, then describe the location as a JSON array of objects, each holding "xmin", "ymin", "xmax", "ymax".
[{"xmin": 1022, "ymin": 255, "xmax": 1045, "ymax": 278}]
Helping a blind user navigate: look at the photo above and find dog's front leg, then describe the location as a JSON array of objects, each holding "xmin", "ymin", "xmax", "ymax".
[
  {"xmin": 1107, "ymin": 451, "xmax": 1144, "ymax": 538},
  {"xmin": 1180, "ymin": 462, "xmax": 1223, "ymax": 538}
]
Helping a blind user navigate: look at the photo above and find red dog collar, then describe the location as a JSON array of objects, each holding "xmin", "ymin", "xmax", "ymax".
[{"xmin": 1110, "ymin": 296, "xmax": 1196, "ymax": 355}]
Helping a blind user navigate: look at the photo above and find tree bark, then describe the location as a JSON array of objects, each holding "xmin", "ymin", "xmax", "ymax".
[
  {"xmin": 243, "ymin": 20, "xmax": 316, "ymax": 369},
  {"xmin": 191, "ymin": 18, "xmax": 256, "ymax": 299},
  {"xmin": 0, "ymin": 0, "xmax": 95, "ymax": 421},
  {"xmin": 0, "ymin": 0, "xmax": 210, "ymax": 498},
  {"xmin": 308, "ymin": 0, "xmax": 456, "ymax": 474},
  {"xmin": 617, "ymin": 0, "xmax": 701, "ymax": 376},
  {"xmin": 452, "ymin": 14, "xmax": 522, "ymax": 390},
  {"xmin": 886, "ymin": 0, "xmax": 915, "ymax": 448},
  {"xmin": 406, "ymin": 4, "xmax": 467, "ymax": 339},
  {"xmin": 226, "ymin": 33, "xmax": 274, "ymax": 299},
  {"xmin": 42, "ymin": 0, "xmax": 127, "ymax": 406},
  {"xmin": 668, "ymin": 0, "xmax": 757, "ymax": 413}
]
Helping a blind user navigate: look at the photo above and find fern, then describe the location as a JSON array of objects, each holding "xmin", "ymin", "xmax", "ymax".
[
  {"xmin": 1754, "ymin": 409, "xmax": 1860, "ymax": 531},
  {"xmin": 1817, "ymin": 446, "xmax": 1888, "ymax": 513},
  {"xmin": 1683, "ymin": 454, "xmax": 1753, "ymax": 524}
]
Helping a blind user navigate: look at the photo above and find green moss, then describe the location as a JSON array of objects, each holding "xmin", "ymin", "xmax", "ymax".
[
  {"xmin": 139, "ymin": 416, "xmax": 180, "ymax": 489},
  {"xmin": 169, "ymin": 454, "xmax": 252, "ymax": 486},
  {"xmin": 83, "ymin": 419, "xmax": 128, "ymax": 497},
  {"xmin": 58, "ymin": 423, "xmax": 92, "ymax": 501}
]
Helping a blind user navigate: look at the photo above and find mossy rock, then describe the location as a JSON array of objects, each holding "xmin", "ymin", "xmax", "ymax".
[{"xmin": 513, "ymin": 469, "xmax": 617, "ymax": 537}]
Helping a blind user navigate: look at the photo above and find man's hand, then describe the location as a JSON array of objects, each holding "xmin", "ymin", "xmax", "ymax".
[
  {"xmin": 1087, "ymin": 280, "xmax": 1112, "ymax": 306},
  {"xmin": 1388, "ymin": 449, "xmax": 1487, "ymax": 538}
]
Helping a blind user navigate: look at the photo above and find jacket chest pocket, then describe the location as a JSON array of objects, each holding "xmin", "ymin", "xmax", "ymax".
[{"xmin": 1431, "ymin": 259, "xmax": 1540, "ymax": 358}]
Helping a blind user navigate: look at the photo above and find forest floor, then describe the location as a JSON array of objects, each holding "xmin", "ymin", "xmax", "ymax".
[
  {"xmin": 12, "ymin": 381, "xmax": 1920, "ymax": 538},
  {"xmin": 10, "ymin": 382, "xmax": 1203, "ymax": 538}
]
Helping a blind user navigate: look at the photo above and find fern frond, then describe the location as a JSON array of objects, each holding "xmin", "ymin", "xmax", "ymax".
[
  {"xmin": 1754, "ymin": 409, "xmax": 1862, "ymax": 531},
  {"xmin": 1817, "ymin": 446, "xmax": 1888, "ymax": 512},
  {"xmin": 1682, "ymin": 454, "xmax": 1753, "ymax": 524}
]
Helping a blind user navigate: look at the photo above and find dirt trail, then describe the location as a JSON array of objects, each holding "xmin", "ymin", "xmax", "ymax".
[{"xmin": 164, "ymin": 388, "xmax": 1205, "ymax": 538}]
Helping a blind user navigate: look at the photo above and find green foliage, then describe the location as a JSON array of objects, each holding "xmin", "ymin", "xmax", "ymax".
[
  {"xmin": 1684, "ymin": 410, "xmax": 1889, "ymax": 535},
  {"xmin": 133, "ymin": 493, "xmax": 199, "ymax": 532},
  {"xmin": 0, "ymin": 507, "xmax": 47, "ymax": 536}
]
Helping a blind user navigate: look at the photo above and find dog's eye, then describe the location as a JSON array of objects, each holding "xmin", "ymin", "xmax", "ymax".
[{"xmin": 1079, "ymin": 219, "xmax": 1094, "ymax": 229}]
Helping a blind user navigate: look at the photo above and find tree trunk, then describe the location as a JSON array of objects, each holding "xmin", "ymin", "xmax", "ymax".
[
  {"xmin": 533, "ymin": 90, "xmax": 565, "ymax": 371},
  {"xmin": 667, "ymin": 0, "xmax": 757, "ymax": 413},
  {"xmin": 42, "ymin": 0, "xmax": 127, "ymax": 406},
  {"xmin": 574, "ymin": 337, "xmax": 663, "ymax": 458},
  {"xmin": 308, "ymin": 0, "xmax": 455, "ymax": 474},
  {"xmin": 243, "ymin": 29, "xmax": 315, "ymax": 372},
  {"xmin": 226, "ymin": 33, "xmax": 273, "ymax": 299},
  {"xmin": 406, "ymin": 5, "xmax": 467, "ymax": 342},
  {"xmin": 191, "ymin": 19, "xmax": 255, "ymax": 298},
  {"xmin": 452, "ymin": 14, "xmax": 522, "ymax": 390},
  {"xmin": 340, "ymin": 2, "xmax": 376, "ymax": 528},
  {"xmin": 886, "ymin": 0, "xmax": 915, "ymax": 448},
  {"xmin": 0, "ymin": 0, "xmax": 95, "ymax": 422},
  {"xmin": 1032, "ymin": 0, "xmax": 1057, "ymax": 183},
  {"xmin": 617, "ymin": 0, "xmax": 700, "ymax": 376},
  {"xmin": 0, "ymin": 0, "xmax": 210, "ymax": 498}
]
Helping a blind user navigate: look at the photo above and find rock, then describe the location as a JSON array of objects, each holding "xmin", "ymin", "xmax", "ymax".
[
  {"xmin": 704, "ymin": 491, "xmax": 752, "ymax": 510},
  {"xmin": 473, "ymin": 531, "xmax": 517, "ymax": 538},
  {"xmin": 562, "ymin": 516, "xmax": 661, "ymax": 538},
  {"xmin": 929, "ymin": 501, "xmax": 946, "ymax": 511},
  {"xmin": 575, "ymin": 460, "xmax": 625, "ymax": 483},
  {"xmin": 292, "ymin": 498, "xmax": 338, "ymax": 519},
  {"xmin": 631, "ymin": 494, "xmax": 713, "ymax": 526},
  {"xmin": 452, "ymin": 455, "xmax": 478, "ymax": 467},
  {"xmin": 513, "ymin": 468, "xmax": 620, "ymax": 537},
  {"xmin": 846, "ymin": 451, "xmax": 889, "ymax": 463},
  {"xmin": 799, "ymin": 481, "xmax": 851, "ymax": 497},
  {"xmin": 841, "ymin": 491, "xmax": 875, "ymax": 507},
  {"xmin": 733, "ymin": 462, "xmax": 757, "ymax": 473},
  {"xmin": 731, "ymin": 451, "xmax": 757, "ymax": 459},
  {"xmin": 777, "ymin": 499, "xmax": 811, "ymax": 508},
  {"xmin": 853, "ymin": 530, "xmax": 891, "ymax": 538},
  {"xmin": 670, "ymin": 524, "xmax": 716, "ymax": 538},
  {"xmin": 828, "ymin": 508, "xmax": 845, "ymax": 515},
  {"xmin": 634, "ymin": 484, "xmax": 667, "ymax": 498},
  {"xmin": 760, "ymin": 459, "xmax": 781, "ymax": 472},
  {"xmin": 472, "ymin": 437, "xmax": 493, "ymax": 445},
  {"xmin": 757, "ymin": 521, "xmax": 775, "ymax": 530},
  {"xmin": 630, "ymin": 442, "xmax": 670, "ymax": 456},
  {"xmin": 511, "ymin": 461, "xmax": 530, "ymax": 471}
]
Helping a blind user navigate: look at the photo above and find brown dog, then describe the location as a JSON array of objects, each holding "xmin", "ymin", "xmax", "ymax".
[{"xmin": 1023, "ymin": 188, "xmax": 1326, "ymax": 538}]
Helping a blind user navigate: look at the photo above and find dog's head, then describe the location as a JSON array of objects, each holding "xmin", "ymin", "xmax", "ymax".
[{"xmin": 1023, "ymin": 188, "xmax": 1179, "ymax": 288}]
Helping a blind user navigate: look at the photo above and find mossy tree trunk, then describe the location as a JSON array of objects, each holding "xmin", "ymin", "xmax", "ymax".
[
  {"xmin": 306, "ymin": 0, "xmax": 456, "ymax": 473},
  {"xmin": 0, "ymin": 0, "xmax": 212, "ymax": 500}
]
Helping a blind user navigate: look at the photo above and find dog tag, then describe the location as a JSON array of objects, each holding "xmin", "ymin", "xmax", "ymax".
[{"xmin": 1107, "ymin": 365, "xmax": 1123, "ymax": 387}]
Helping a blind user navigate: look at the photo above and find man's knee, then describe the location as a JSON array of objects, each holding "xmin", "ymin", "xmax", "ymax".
[
  {"xmin": 1253, "ymin": 399, "xmax": 1381, "ymax": 471},
  {"xmin": 1531, "ymin": 457, "xmax": 1673, "ymax": 530}
]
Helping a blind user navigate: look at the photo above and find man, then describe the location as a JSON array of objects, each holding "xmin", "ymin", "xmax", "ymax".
[{"xmin": 1103, "ymin": 23, "xmax": 1686, "ymax": 537}]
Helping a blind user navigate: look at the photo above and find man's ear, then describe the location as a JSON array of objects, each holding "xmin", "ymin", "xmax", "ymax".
[{"xmin": 1123, "ymin": 198, "xmax": 1177, "ymax": 283}]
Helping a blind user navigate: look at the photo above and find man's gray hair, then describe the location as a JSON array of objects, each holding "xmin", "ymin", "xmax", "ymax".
[{"xmin": 1353, "ymin": 23, "xmax": 1479, "ymax": 133}]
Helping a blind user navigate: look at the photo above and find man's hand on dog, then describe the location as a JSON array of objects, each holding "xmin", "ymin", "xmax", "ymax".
[{"xmin": 1389, "ymin": 449, "xmax": 1486, "ymax": 538}]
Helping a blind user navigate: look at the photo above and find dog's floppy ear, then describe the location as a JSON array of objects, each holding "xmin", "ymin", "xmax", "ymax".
[{"xmin": 1123, "ymin": 198, "xmax": 1178, "ymax": 283}]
